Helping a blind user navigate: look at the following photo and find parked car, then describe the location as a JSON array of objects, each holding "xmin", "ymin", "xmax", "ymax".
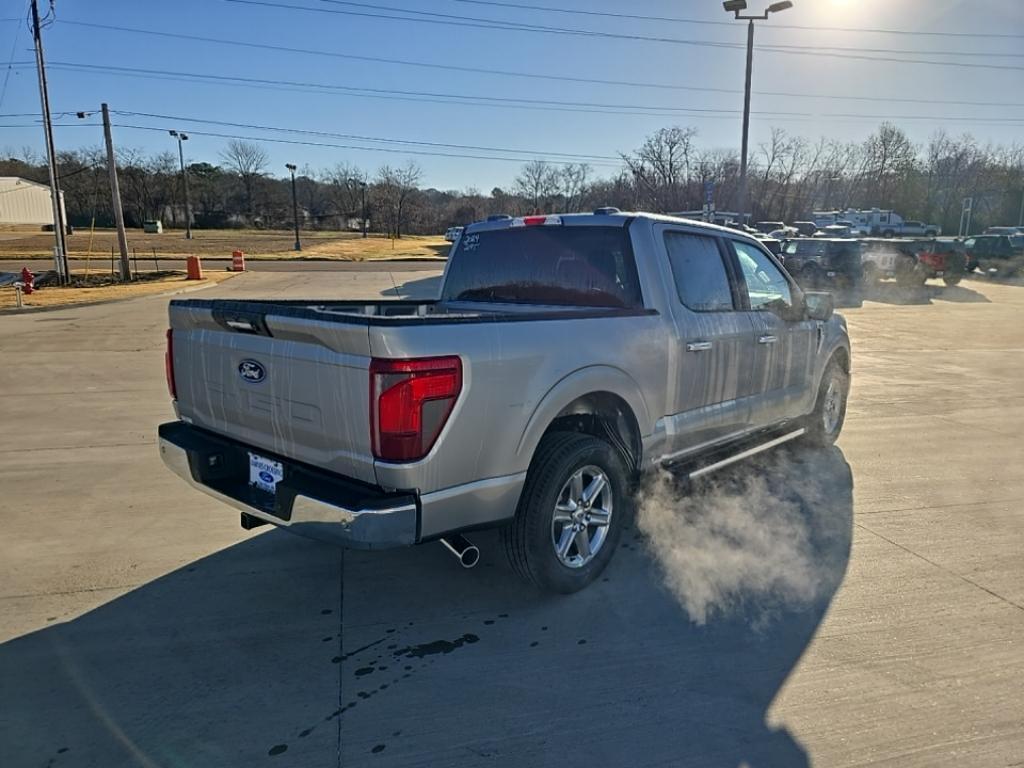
[
  {"xmin": 159, "ymin": 211, "xmax": 851, "ymax": 594},
  {"xmin": 816, "ymin": 224, "xmax": 855, "ymax": 238},
  {"xmin": 756, "ymin": 236, "xmax": 783, "ymax": 257},
  {"xmin": 754, "ymin": 221, "xmax": 785, "ymax": 234},
  {"xmin": 902, "ymin": 239, "xmax": 967, "ymax": 286},
  {"xmin": 792, "ymin": 221, "xmax": 818, "ymax": 238},
  {"xmin": 444, "ymin": 226, "xmax": 464, "ymax": 242},
  {"xmin": 897, "ymin": 221, "xmax": 941, "ymax": 237},
  {"xmin": 782, "ymin": 238, "xmax": 864, "ymax": 289},
  {"xmin": 768, "ymin": 227, "xmax": 797, "ymax": 240},
  {"xmin": 963, "ymin": 234, "xmax": 1024, "ymax": 277},
  {"xmin": 860, "ymin": 239, "xmax": 921, "ymax": 286},
  {"xmin": 982, "ymin": 226, "xmax": 1024, "ymax": 236}
]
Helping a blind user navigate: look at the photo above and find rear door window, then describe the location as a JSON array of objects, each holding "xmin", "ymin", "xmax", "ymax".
[
  {"xmin": 663, "ymin": 232, "xmax": 735, "ymax": 312},
  {"xmin": 442, "ymin": 225, "xmax": 642, "ymax": 308}
]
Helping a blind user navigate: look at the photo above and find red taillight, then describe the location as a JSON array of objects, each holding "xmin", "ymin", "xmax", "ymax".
[
  {"xmin": 165, "ymin": 329, "xmax": 177, "ymax": 400},
  {"xmin": 370, "ymin": 356, "xmax": 462, "ymax": 462}
]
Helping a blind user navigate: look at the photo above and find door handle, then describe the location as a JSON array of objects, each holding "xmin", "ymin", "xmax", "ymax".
[
  {"xmin": 758, "ymin": 335, "xmax": 778, "ymax": 345},
  {"xmin": 686, "ymin": 341, "xmax": 713, "ymax": 352}
]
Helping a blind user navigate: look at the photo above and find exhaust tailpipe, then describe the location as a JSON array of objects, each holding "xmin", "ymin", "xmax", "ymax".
[{"xmin": 440, "ymin": 535, "xmax": 480, "ymax": 569}]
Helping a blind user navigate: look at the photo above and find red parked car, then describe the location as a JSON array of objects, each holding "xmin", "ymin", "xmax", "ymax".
[{"xmin": 902, "ymin": 240, "xmax": 968, "ymax": 286}]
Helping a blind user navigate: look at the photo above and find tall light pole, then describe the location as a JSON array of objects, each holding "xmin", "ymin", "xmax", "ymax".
[
  {"xmin": 723, "ymin": 0, "xmax": 793, "ymax": 225},
  {"xmin": 285, "ymin": 163, "xmax": 301, "ymax": 251},
  {"xmin": 351, "ymin": 178, "xmax": 368, "ymax": 238},
  {"xmin": 169, "ymin": 130, "xmax": 193, "ymax": 240}
]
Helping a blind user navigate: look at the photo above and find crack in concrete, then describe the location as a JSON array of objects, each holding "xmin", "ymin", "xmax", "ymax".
[{"xmin": 855, "ymin": 522, "xmax": 1024, "ymax": 613}]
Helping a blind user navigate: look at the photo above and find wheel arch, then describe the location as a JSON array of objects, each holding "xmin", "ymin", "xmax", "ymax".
[{"xmin": 516, "ymin": 367, "xmax": 650, "ymax": 475}]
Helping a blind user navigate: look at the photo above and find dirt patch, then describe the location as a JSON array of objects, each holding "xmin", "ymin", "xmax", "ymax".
[
  {"xmin": 0, "ymin": 229, "xmax": 449, "ymax": 261},
  {"xmin": 0, "ymin": 269, "xmax": 237, "ymax": 310}
]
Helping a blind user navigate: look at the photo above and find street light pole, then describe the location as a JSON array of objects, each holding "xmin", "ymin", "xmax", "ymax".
[
  {"xmin": 169, "ymin": 131, "xmax": 193, "ymax": 240},
  {"xmin": 723, "ymin": 1, "xmax": 793, "ymax": 226},
  {"xmin": 351, "ymin": 178, "xmax": 368, "ymax": 238},
  {"xmin": 739, "ymin": 18, "xmax": 754, "ymax": 224},
  {"xmin": 360, "ymin": 182, "xmax": 368, "ymax": 239},
  {"xmin": 286, "ymin": 163, "xmax": 301, "ymax": 251}
]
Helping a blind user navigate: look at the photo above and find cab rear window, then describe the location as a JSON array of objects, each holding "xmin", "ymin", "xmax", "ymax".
[{"xmin": 442, "ymin": 225, "xmax": 642, "ymax": 308}]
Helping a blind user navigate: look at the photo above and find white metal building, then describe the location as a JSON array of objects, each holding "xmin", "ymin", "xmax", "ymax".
[{"xmin": 0, "ymin": 177, "xmax": 65, "ymax": 227}]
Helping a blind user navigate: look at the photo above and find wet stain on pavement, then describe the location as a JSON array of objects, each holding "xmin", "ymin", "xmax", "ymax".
[
  {"xmin": 268, "ymin": 744, "xmax": 288, "ymax": 756},
  {"xmin": 354, "ymin": 666, "xmax": 375, "ymax": 676},
  {"xmin": 372, "ymin": 744, "xmax": 386, "ymax": 754},
  {"xmin": 392, "ymin": 633, "xmax": 479, "ymax": 659}
]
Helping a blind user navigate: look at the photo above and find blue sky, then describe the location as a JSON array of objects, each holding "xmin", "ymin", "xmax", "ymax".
[{"xmin": 1, "ymin": 0, "xmax": 1022, "ymax": 190}]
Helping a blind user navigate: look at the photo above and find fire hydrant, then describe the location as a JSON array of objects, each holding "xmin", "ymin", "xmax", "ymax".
[{"xmin": 20, "ymin": 267, "xmax": 34, "ymax": 294}]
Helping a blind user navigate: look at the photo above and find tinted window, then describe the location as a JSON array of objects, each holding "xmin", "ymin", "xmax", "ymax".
[
  {"xmin": 663, "ymin": 232, "xmax": 734, "ymax": 312},
  {"xmin": 733, "ymin": 241, "xmax": 793, "ymax": 313},
  {"xmin": 442, "ymin": 225, "xmax": 642, "ymax": 308}
]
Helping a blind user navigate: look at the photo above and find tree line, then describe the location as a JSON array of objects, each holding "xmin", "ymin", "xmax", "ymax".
[{"xmin": 2, "ymin": 123, "xmax": 1021, "ymax": 236}]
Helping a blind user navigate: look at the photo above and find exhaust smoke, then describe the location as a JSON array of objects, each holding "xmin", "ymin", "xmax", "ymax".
[{"xmin": 635, "ymin": 447, "xmax": 852, "ymax": 625}]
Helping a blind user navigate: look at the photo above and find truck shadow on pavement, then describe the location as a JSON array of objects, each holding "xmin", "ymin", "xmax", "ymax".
[
  {"xmin": 337, "ymin": 444, "xmax": 854, "ymax": 767},
  {"xmin": 0, "ymin": 446, "xmax": 852, "ymax": 768}
]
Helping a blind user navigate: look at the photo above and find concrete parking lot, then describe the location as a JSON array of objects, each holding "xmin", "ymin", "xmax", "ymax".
[{"xmin": 1, "ymin": 269, "xmax": 1022, "ymax": 767}]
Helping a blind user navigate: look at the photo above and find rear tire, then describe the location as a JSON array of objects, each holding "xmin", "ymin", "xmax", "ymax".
[
  {"xmin": 502, "ymin": 432, "xmax": 630, "ymax": 594},
  {"xmin": 804, "ymin": 359, "xmax": 849, "ymax": 447},
  {"xmin": 943, "ymin": 274, "xmax": 962, "ymax": 286}
]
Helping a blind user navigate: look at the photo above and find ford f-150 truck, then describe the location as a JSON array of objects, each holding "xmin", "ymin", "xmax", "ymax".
[{"xmin": 160, "ymin": 211, "xmax": 851, "ymax": 593}]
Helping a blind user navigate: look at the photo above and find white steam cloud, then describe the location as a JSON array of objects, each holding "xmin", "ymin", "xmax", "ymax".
[{"xmin": 636, "ymin": 447, "xmax": 851, "ymax": 625}]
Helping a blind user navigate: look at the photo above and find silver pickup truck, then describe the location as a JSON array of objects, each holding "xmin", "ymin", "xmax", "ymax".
[{"xmin": 159, "ymin": 210, "xmax": 850, "ymax": 593}]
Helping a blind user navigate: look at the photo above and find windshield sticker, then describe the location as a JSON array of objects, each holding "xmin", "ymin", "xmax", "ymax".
[{"xmin": 462, "ymin": 234, "xmax": 480, "ymax": 252}]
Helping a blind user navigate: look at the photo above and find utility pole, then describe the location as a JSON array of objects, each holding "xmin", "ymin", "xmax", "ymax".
[
  {"xmin": 101, "ymin": 103, "xmax": 132, "ymax": 281},
  {"xmin": 169, "ymin": 130, "xmax": 193, "ymax": 239},
  {"xmin": 30, "ymin": 0, "xmax": 69, "ymax": 283},
  {"xmin": 1018, "ymin": 187, "xmax": 1024, "ymax": 228}
]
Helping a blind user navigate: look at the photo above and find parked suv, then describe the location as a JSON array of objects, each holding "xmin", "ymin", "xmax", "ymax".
[
  {"xmin": 909, "ymin": 239, "xmax": 967, "ymax": 285},
  {"xmin": 159, "ymin": 212, "xmax": 850, "ymax": 594},
  {"xmin": 782, "ymin": 238, "xmax": 864, "ymax": 289},
  {"xmin": 963, "ymin": 234, "xmax": 1024, "ymax": 277}
]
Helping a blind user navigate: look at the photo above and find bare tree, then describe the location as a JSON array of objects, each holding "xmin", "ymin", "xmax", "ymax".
[
  {"xmin": 621, "ymin": 126, "xmax": 698, "ymax": 212},
  {"xmin": 220, "ymin": 139, "xmax": 268, "ymax": 217},
  {"xmin": 558, "ymin": 163, "xmax": 591, "ymax": 213},
  {"xmin": 323, "ymin": 163, "xmax": 369, "ymax": 227},
  {"xmin": 373, "ymin": 161, "xmax": 422, "ymax": 238},
  {"xmin": 514, "ymin": 160, "xmax": 560, "ymax": 213}
]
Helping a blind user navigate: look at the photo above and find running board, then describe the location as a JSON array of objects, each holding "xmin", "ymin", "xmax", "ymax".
[{"xmin": 662, "ymin": 427, "xmax": 806, "ymax": 481}]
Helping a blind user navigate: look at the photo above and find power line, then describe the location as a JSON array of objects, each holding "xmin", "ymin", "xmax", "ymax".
[
  {"xmin": 450, "ymin": 0, "xmax": 1024, "ymax": 40},
  {"xmin": 109, "ymin": 109, "xmax": 621, "ymax": 161},
  {"xmin": 54, "ymin": 21, "xmax": 1024, "ymax": 108},
  {"xmin": 33, "ymin": 61, "xmax": 1024, "ymax": 128},
  {"xmin": 34, "ymin": 61, "xmax": 816, "ymax": 119},
  {"xmin": 230, "ymin": 0, "xmax": 1024, "ymax": 70},
  {"xmin": 102, "ymin": 122, "xmax": 626, "ymax": 167}
]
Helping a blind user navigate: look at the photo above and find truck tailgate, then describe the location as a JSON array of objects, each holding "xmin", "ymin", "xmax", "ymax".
[{"xmin": 169, "ymin": 302, "xmax": 377, "ymax": 485}]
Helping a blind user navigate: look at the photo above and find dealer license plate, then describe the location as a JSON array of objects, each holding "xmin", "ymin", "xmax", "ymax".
[{"xmin": 249, "ymin": 453, "xmax": 283, "ymax": 494}]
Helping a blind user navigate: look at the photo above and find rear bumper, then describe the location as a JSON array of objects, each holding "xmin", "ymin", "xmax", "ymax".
[{"xmin": 158, "ymin": 421, "xmax": 418, "ymax": 549}]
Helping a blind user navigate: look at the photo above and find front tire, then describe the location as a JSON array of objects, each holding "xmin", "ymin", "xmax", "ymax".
[
  {"xmin": 804, "ymin": 359, "xmax": 850, "ymax": 447},
  {"xmin": 943, "ymin": 274, "xmax": 962, "ymax": 286},
  {"xmin": 502, "ymin": 432, "xmax": 630, "ymax": 594}
]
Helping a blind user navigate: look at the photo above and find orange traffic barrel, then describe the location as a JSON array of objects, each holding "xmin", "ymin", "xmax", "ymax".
[
  {"xmin": 186, "ymin": 255, "xmax": 204, "ymax": 280},
  {"xmin": 232, "ymin": 250, "xmax": 246, "ymax": 272}
]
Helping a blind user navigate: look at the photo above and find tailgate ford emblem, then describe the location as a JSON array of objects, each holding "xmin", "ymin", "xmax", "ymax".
[{"xmin": 238, "ymin": 359, "xmax": 266, "ymax": 383}]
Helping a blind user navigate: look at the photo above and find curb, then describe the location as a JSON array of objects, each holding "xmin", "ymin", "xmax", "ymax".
[{"xmin": 0, "ymin": 276, "xmax": 233, "ymax": 317}]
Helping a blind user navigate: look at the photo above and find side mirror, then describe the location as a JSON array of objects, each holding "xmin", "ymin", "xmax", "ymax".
[{"xmin": 805, "ymin": 291, "xmax": 834, "ymax": 321}]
